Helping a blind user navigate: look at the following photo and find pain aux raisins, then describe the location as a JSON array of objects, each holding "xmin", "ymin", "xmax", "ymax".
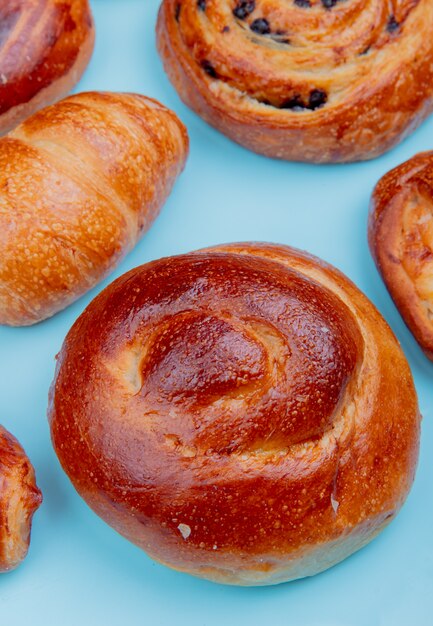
[{"xmin": 233, "ymin": 0, "xmax": 256, "ymax": 20}]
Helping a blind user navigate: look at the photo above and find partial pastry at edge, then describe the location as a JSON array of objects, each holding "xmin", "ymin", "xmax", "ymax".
[
  {"xmin": 0, "ymin": 0, "xmax": 95, "ymax": 135},
  {"xmin": 49, "ymin": 243, "xmax": 420, "ymax": 586},
  {"xmin": 0, "ymin": 425, "xmax": 42, "ymax": 573},
  {"xmin": 0, "ymin": 91, "xmax": 189, "ymax": 326},
  {"xmin": 369, "ymin": 151, "xmax": 433, "ymax": 361},
  {"xmin": 157, "ymin": 0, "xmax": 433, "ymax": 163}
]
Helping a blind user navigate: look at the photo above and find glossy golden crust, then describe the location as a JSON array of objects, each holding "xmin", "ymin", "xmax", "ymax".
[
  {"xmin": 157, "ymin": 0, "xmax": 433, "ymax": 163},
  {"xmin": 0, "ymin": 91, "xmax": 189, "ymax": 326},
  {"xmin": 49, "ymin": 243, "xmax": 420, "ymax": 585},
  {"xmin": 369, "ymin": 152, "xmax": 433, "ymax": 360},
  {"xmin": 0, "ymin": 425, "xmax": 42, "ymax": 573},
  {"xmin": 0, "ymin": 0, "xmax": 95, "ymax": 135}
]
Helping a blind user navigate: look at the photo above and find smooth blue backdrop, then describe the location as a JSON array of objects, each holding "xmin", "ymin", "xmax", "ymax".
[{"xmin": 1, "ymin": 1, "xmax": 432, "ymax": 624}]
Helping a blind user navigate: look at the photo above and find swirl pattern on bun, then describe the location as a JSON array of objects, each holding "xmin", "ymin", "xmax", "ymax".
[
  {"xmin": 49, "ymin": 243, "xmax": 420, "ymax": 585},
  {"xmin": 157, "ymin": 0, "xmax": 433, "ymax": 162}
]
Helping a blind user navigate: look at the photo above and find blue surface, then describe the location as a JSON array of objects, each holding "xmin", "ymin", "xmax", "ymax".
[{"xmin": 1, "ymin": 1, "xmax": 432, "ymax": 623}]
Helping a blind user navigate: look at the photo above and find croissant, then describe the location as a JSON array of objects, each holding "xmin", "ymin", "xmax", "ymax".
[
  {"xmin": 369, "ymin": 152, "xmax": 433, "ymax": 361},
  {"xmin": 157, "ymin": 0, "xmax": 433, "ymax": 162},
  {"xmin": 0, "ymin": 425, "xmax": 42, "ymax": 573},
  {"xmin": 0, "ymin": 0, "xmax": 94, "ymax": 135},
  {"xmin": 49, "ymin": 243, "xmax": 420, "ymax": 585},
  {"xmin": 0, "ymin": 91, "xmax": 189, "ymax": 326}
]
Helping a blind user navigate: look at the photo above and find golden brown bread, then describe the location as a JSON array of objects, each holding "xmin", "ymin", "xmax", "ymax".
[
  {"xmin": 0, "ymin": 0, "xmax": 94, "ymax": 135},
  {"xmin": 369, "ymin": 152, "xmax": 433, "ymax": 361},
  {"xmin": 0, "ymin": 424, "xmax": 42, "ymax": 573},
  {"xmin": 157, "ymin": 0, "xmax": 433, "ymax": 163},
  {"xmin": 0, "ymin": 91, "xmax": 189, "ymax": 326},
  {"xmin": 49, "ymin": 243, "xmax": 420, "ymax": 585}
]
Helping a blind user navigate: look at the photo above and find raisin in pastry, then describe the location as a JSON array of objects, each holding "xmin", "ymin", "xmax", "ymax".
[{"xmin": 157, "ymin": 0, "xmax": 433, "ymax": 162}]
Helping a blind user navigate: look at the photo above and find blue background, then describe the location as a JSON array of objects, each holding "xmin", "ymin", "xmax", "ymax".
[{"xmin": 1, "ymin": 1, "xmax": 432, "ymax": 623}]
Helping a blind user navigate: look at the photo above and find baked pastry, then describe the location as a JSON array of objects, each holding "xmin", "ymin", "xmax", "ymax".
[
  {"xmin": 0, "ymin": 91, "xmax": 189, "ymax": 326},
  {"xmin": 157, "ymin": 0, "xmax": 433, "ymax": 162},
  {"xmin": 0, "ymin": 424, "xmax": 42, "ymax": 573},
  {"xmin": 369, "ymin": 152, "xmax": 433, "ymax": 361},
  {"xmin": 0, "ymin": 0, "xmax": 95, "ymax": 135},
  {"xmin": 49, "ymin": 243, "xmax": 420, "ymax": 585}
]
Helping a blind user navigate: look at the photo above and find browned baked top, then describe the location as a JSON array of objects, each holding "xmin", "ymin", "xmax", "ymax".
[
  {"xmin": 157, "ymin": 0, "xmax": 433, "ymax": 162},
  {"xmin": 0, "ymin": 425, "xmax": 42, "ymax": 572},
  {"xmin": 0, "ymin": 0, "xmax": 93, "ymax": 115},
  {"xmin": 49, "ymin": 243, "xmax": 420, "ymax": 583},
  {"xmin": 369, "ymin": 151, "xmax": 433, "ymax": 360},
  {"xmin": 0, "ymin": 91, "xmax": 189, "ymax": 326},
  {"xmin": 0, "ymin": 0, "xmax": 94, "ymax": 132}
]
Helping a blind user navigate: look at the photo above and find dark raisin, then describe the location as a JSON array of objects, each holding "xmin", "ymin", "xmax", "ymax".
[
  {"xmin": 280, "ymin": 95, "xmax": 307, "ymax": 110},
  {"xmin": 201, "ymin": 60, "xmax": 218, "ymax": 78},
  {"xmin": 294, "ymin": 0, "xmax": 311, "ymax": 7},
  {"xmin": 360, "ymin": 45, "xmax": 370, "ymax": 56},
  {"xmin": 222, "ymin": 25, "xmax": 230, "ymax": 33},
  {"xmin": 309, "ymin": 89, "xmax": 328, "ymax": 109},
  {"xmin": 321, "ymin": 0, "xmax": 338, "ymax": 8},
  {"xmin": 175, "ymin": 3, "xmax": 181, "ymax": 21},
  {"xmin": 197, "ymin": 0, "xmax": 206, "ymax": 10},
  {"xmin": 250, "ymin": 18, "xmax": 271, "ymax": 35},
  {"xmin": 387, "ymin": 15, "xmax": 400, "ymax": 33},
  {"xmin": 233, "ymin": 0, "xmax": 256, "ymax": 20}
]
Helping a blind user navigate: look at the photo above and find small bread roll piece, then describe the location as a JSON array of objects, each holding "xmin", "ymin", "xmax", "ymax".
[
  {"xmin": 0, "ymin": 92, "xmax": 189, "ymax": 326},
  {"xmin": 49, "ymin": 243, "xmax": 420, "ymax": 585},
  {"xmin": 0, "ymin": 0, "xmax": 95, "ymax": 135},
  {"xmin": 369, "ymin": 151, "xmax": 433, "ymax": 360},
  {"xmin": 0, "ymin": 425, "xmax": 42, "ymax": 573}
]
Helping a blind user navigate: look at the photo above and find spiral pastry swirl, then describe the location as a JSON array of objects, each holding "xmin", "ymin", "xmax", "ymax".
[
  {"xmin": 157, "ymin": 0, "xmax": 433, "ymax": 162},
  {"xmin": 49, "ymin": 243, "xmax": 420, "ymax": 585},
  {"xmin": 369, "ymin": 152, "xmax": 433, "ymax": 360}
]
